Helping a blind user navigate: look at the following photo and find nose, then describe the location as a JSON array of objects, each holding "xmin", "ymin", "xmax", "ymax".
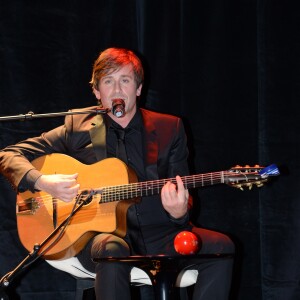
[{"xmin": 114, "ymin": 81, "xmax": 121, "ymax": 93}]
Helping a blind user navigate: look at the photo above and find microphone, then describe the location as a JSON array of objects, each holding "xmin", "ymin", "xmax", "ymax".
[{"xmin": 111, "ymin": 99, "xmax": 125, "ymax": 118}]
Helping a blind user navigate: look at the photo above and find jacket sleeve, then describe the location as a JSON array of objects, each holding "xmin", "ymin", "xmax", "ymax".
[
  {"xmin": 0, "ymin": 124, "xmax": 69, "ymax": 192},
  {"xmin": 167, "ymin": 118, "xmax": 190, "ymax": 178},
  {"xmin": 163, "ymin": 117, "xmax": 193, "ymax": 226}
]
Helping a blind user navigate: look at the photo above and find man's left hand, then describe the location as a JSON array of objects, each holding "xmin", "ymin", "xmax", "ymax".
[{"xmin": 161, "ymin": 175, "xmax": 189, "ymax": 219}]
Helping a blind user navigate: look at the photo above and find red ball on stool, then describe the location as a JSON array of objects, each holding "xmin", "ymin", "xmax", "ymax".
[{"xmin": 174, "ymin": 231, "xmax": 200, "ymax": 255}]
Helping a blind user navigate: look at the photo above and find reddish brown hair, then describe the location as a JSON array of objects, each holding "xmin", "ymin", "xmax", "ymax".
[{"xmin": 90, "ymin": 47, "xmax": 144, "ymax": 90}]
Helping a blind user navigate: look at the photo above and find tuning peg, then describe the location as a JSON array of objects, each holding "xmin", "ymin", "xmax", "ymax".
[{"xmin": 234, "ymin": 184, "xmax": 244, "ymax": 191}]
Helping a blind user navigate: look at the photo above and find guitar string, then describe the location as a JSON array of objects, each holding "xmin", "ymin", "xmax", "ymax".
[
  {"xmin": 21, "ymin": 171, "xmax": 257, "ymax": 206},
  {"xmin": 100, "ymin": 172, "xmax": 258, "ymax": 202},
  {"xmin": 24, "ymin": 172, "xmax": 224, "ymax": 202},
  {"xmin": 100, "ymin": 173, "xmax": 225, "ymax": 202}
]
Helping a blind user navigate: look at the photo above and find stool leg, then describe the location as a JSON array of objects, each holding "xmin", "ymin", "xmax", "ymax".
[{"xmin": 153, "ymin": 271, "xmax": 177, "ymax": 300}]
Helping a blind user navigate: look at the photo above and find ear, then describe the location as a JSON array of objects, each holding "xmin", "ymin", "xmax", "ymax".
[
  {"xmin": 93, "ymin": 87, "xmax": 101, "ymax": 100},
  {"xmin": 136, "ymin": 84, "xmax": 143, "ymax": 96}
]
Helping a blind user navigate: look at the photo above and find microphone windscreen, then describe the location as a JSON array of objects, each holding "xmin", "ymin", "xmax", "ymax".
[{"xmin": 112, "ymin": 99, "xmax": 125, "ymax": 118}]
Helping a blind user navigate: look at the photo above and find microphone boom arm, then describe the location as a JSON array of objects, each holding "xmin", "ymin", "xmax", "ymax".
[{"xmin": 0, "ymin": 107, "xmax": 110, "ymax": 122}]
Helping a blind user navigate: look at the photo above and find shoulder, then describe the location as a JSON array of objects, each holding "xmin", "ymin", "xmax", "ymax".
[
  {"xmin": 67, "ymin": 105, "xmax": 101, "ymax": 122},
  {"xmin": 64, "ymin": 106, "xmax": 103, "ymax": 131},
  {"xmin": 139, "ymin": 108, "xmax": 186, "ymax": 140},
  {"xmin": 140, "ymin": 108, "xmax": 181, "ymax": 124}
]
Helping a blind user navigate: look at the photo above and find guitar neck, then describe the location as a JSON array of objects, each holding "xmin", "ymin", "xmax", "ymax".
[{"xmin": 99, "ymin": 171, "xmax": 226, "ymax": 203}]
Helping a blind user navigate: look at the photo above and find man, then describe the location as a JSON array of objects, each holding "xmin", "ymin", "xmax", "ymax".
[{"xmin": 0, "ymin": 47, "xmax": 234, "ymax": 299}]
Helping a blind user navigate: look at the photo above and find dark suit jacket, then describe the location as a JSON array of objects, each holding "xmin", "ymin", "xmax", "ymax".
[{"xmin": 0, "ymin": 107, "xmax": 192, "ymax": 254}]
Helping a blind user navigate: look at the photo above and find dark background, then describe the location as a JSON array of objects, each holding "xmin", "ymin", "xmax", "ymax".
[{"xmin": 0, "ymin": 1, "xmax": 299, "ymax": 299}]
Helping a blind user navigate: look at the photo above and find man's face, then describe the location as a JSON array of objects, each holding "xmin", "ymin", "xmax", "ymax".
[{"xmin": 94, "ymin": 64, "xmax": 142, "ymax": 124}]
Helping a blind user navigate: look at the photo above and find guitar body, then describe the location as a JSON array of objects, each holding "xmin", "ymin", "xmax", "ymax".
[{"xmin": 16, "ymin": 154, "xmax": 139, "ymax": 260}]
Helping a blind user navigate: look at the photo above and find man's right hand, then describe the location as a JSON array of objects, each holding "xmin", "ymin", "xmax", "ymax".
[{"xmin": 34, "ymin": 174, "xmax": 80, "ymax": 202}]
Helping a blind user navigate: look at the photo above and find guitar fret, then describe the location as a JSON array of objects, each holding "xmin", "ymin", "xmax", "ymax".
[
  {"xmin": 130, "ymin": 188, "xmax": 134, "ymax": 198},
  {"xmin": 116, "ymin": 186, "xmax": 120, "ymax": 200},
  {"xmin": 146, "ymin": 182, "xmax": 153, "ymax": 196},
  {"xmin": 159, "ymin": 180, "xmax": 164, "ymax": 194},
  {"xmin": 150, "ymin": 183, "xmax": 153, "ymax": 195}
]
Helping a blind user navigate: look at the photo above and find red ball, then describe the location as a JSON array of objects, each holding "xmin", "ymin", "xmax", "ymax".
[{"xmin": 174, "ymin": 231, "xmax": 200, "ymax": 255}]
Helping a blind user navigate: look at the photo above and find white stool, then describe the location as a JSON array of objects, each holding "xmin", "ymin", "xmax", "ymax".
[{"xmin": 46, "ymin": 257, "xmax": 198, "ymax": 299}]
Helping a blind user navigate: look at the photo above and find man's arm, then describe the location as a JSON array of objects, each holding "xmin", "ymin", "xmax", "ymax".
[
  {"xmin": 160, "ymin": 117, "xmax": 192, "ymax": 223},
  {"xmin": 0, "ymin": 122, "xmax": 70, "ymax": 189}
]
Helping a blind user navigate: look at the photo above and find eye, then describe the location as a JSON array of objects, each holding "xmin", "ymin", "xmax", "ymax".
[{"xmin": 103, "ymin": 79, "xmax": 112, "ymax": 85}]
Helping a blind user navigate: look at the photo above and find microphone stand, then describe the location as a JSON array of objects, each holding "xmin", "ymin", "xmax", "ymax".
[
  {"xmin": 0, "ymin": 107, "xmax": 108, "ymax": 298},
  {"xmin": 0, "ymin": 107, "xmax": 110, "ymax": 122},
  {"xmin": 0, "ymin": 190, "xmax": 95, "ymax": 297}
]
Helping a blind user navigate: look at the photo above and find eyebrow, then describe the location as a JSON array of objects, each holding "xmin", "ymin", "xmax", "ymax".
[{"xmin": 102, "ymin": 74, "xmax": 133, "ymax": 80}]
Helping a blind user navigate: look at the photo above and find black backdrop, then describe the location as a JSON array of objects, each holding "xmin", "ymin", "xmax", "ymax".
[{"xmin": 0, "ymin": 1, "xmax": 299, "ymax": 299}]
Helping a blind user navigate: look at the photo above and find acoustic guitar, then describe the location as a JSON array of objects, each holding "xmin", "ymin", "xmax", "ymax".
[{"xmin": 16, "ymin": 153, "xmax": 279, "ymax": 259}]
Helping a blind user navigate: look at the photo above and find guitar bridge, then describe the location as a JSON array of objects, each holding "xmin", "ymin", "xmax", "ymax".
[{"xmin": 16, "ymin": 198, "xmax": 40, "ymax": 215}]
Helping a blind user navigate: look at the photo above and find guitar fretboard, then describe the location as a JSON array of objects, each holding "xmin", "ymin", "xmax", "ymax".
[{"xmin": 99, "ymin": 171, "xmax": 227, "ymax": 203}]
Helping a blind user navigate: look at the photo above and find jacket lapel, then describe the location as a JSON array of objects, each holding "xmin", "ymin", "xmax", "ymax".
[
  {"xmin": 141, "ymin": 109, "xmax": 159, "ymax": 180},
  {"xmin": 89, "ymin": 114, "xmax": 107, "ymax": 161}
]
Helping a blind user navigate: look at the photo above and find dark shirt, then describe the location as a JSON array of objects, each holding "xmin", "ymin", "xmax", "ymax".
[
  {"xmin": 105, "ymin": 111, "xmax": 153, "ymax": 254},
  {"xmin": 105, "ymin": 109, "xmax": 147, "ymax": 181}
]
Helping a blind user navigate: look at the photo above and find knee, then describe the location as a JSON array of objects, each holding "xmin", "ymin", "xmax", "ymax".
[
  {"xmin": 219, "ymin": 233, "xmax": 235, "ymax": 254},
  {"xmin": 203, "ymin": 232, "xmax": 235, "ymax": 254},
  {"xmin": 193, "ymin": 228, "xmax": 235, "ymax": 254},
  {"xmin": 91, "ymin": 233, "xmax": 130, "ymax": 258}
]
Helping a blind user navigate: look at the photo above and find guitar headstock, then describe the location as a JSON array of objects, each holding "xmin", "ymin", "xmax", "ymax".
[{"xmin": 226, "ymin": 164, "xmax": 280, "ymax": 190}]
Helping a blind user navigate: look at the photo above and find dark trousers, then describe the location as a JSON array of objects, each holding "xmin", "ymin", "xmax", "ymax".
[{"xmin": 77, "ymin": 228, "xmax": 235, "ymax": 300}]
